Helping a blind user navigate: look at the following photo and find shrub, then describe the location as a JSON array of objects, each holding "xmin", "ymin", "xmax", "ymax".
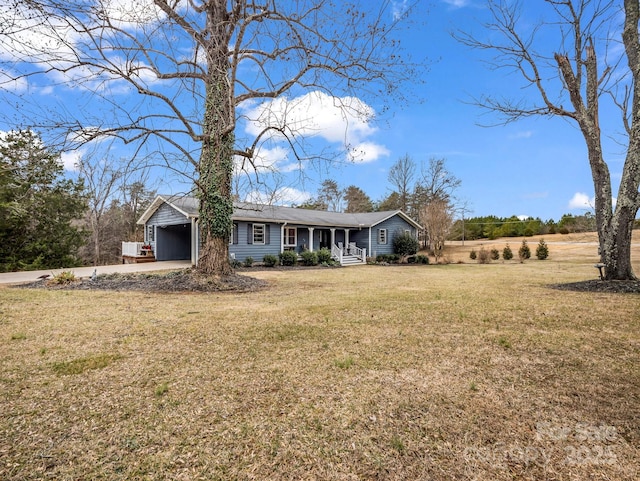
[
  {"xmin": 415, "ymin": 254, "xmax": 429, "ymax": 264},
  {"xmin": 376, "ymin": 254, "xmax": 400, "ymax": 263},
  {"xmin": 48, "ymin": 271, "xmax": 77, "ymax": 285},
  {"xmin": 490, "ymin": 248, "xmax": 500, "ymax": 260},
  {"xmin": 469, "ymin": 249, "xmax": 477, "ymax": 260},
  {"xmin": 300, "ymin": 250, "xmax": 318, "ymax": 266},
  {"xmin": 503, "ymin": 244, "xmax": 513, "ymax": 260},
  {"xmin": 477, "ymin": 247, "xmax": 491, "ymax": 264},
  {"xmin": 243, "ymin": 256, "xmax": 254, "ymax": 267},
  {"xmin": 518, "ymin": 240, "xmax": 531, "ymax": 262},
  {"xmin": 279, "ymin": 250, "xmax": 298, "ymax": 266},
  {"xmin": 392, "ymin": 232, "xmax": 419, "ymax": 258},
  {"xmin": 262, "ymin": 254, "xmax": 278, "ymax": 267},
  {"xmin": 536, "ymin": 239, "xmax": 549, "ymax": 260},
  {"xmin": 317, "ymin": 248, "xmax": 333, "ymax": 264}
]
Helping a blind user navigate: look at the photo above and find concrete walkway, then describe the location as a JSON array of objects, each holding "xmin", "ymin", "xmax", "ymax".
[{"xmin": 0, "ymin": 260, "xmax": 192, "ymax": 285}]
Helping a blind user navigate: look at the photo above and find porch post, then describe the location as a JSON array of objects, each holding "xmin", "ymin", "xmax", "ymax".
[
  {"xmin": 281, "ymin": 224, "xmax": 285, "ymax": 255},
  {"xmin": 308, "ymin": 227, "xmax": 314, "ymax": 251},
  {"xmin": 345, "ymin": 229, "xmax": 350, "ymax": 248},
  {"xmin": 330, "ymin": 228, "xmax": 336, "ymax": 247},
  {"xmin": 193, "ymin": 219, "xmax": 200, "ymax": 267}
]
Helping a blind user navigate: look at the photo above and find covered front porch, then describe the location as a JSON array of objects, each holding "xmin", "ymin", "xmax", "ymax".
[{"xmin": 282, "ymin": 225, "xmax": 367, "ymax": 265}]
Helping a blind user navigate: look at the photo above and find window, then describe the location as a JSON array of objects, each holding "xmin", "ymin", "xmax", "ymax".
[
  {"xmin": 147, "ymin": 225, "xmax": 155, "ymax": 242},
  {"xmin": 284, "ymin": 227, "xmax": 297, "ymax": 247},
  {"xmin": 253, "ymin": 224, "xmax": 266, "ymax": 245},
  {"xmin": 378, "ymin": 228, "xmax": 387, "ymax": 244},
  {"xmin": 230, "ymin": 223, "xmax": 238, "ymax": 245}
]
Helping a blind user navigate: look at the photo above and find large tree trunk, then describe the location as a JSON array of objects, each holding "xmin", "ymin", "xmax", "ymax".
[
  {"xmin": 557, "ymin": 38, "xmax": 638, "ymax": 281},
  {"xmin": 197, "ymin": 1, "xmax": 235, "ymax": 277}
]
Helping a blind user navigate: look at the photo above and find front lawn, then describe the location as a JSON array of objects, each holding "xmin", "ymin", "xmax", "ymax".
[{"xmin": 0, "ymin": 261, "xmax": 638, "ymax": 480}]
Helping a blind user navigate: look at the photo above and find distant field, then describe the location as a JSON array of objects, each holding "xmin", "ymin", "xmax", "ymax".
[
  {"xmin": 0, "ymin": 241, "xmax": 638, "ymax": 480},
  {"xmin": 441, "ymin": 231, "xmax": 640, "ymax": 264}
]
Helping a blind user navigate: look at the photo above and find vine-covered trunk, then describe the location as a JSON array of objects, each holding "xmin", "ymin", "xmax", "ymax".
[{"xmin": 197, "ymin": 1, "xmax": 235, "ymax": 277}]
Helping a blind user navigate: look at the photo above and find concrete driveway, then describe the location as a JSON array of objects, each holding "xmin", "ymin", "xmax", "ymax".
[{"xmin": 0, "ymin": 261, "xmax": 192, "ymax": 285}]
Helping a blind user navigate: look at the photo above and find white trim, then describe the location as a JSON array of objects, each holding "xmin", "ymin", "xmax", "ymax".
[
  {"xmin": 283, "ymin": 226, "xmax": 297, "ymax": 248},
  {"xmin": 378, "ymin": 228, "xmax": 388, "ymax": 244}
]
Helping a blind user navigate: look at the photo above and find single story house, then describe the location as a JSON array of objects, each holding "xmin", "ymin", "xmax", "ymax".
[{"xmin": 124, "ymin": 195, "xmax": 422, "ymax": 266}]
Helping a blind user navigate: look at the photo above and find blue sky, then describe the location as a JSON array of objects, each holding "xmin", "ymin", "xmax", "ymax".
[{"xmin": 0, "ymin": 0, "xmax": 631, "ymax": 222}]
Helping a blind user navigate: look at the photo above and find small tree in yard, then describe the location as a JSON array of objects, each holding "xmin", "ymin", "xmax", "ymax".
[
  {"xmin": 536, "ymin": 239, "xmax": 549, "ymax": 260},
  {"xmin": 518, "ymin": 240, "xmax": 531, "ymax": 263},
  {"xmin": 393, "ymin": 232, "xmax": 420, "ymax": 262},
  {"xmin": 503, "ymin": 244, "xmax": 513, "ymax": 261}
]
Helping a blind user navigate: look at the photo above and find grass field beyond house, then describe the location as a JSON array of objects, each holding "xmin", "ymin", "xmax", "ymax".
[{"xmin": 0, "ymin": 252, "xmax": 639, "ymax": 480}]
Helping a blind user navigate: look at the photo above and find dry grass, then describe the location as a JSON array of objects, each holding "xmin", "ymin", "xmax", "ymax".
[{"xmin": 0, "ymin": 247, "xmax": 639, "ymax": 480}]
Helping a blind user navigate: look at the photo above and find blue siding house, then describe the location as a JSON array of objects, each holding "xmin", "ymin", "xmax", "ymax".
[{"xmin": 132, "ymin": 195, "xmax": 422, "ymax": 266}]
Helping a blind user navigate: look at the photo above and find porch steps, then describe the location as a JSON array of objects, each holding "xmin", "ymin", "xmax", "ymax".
[{"xmin": 340, "ymin": 255, "xmax": 364, "ymax": 266}]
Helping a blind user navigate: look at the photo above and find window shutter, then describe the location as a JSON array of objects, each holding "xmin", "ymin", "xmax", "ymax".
[
  {"xmin": 233, "ymin": 224, "xmax": 238, "ymax": 244},
  {"xmin": 265, "ymin": 225, "xmax": 270, "ymax": 244},
  {"xmin": 247, "ymin": 223, "xmax": 253, "ymax": 244}
]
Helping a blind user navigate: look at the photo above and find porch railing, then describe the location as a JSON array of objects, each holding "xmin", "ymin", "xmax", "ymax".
[
  {"xmin": 331, "ymin": 243, "xmax": 367, "ymax": 265},
  {"xmin": 122, "ymin": 241, "xmax": 144, "ymax": 257},
  {"xmin": 345, "ymin": 242, "xmax": 366, "ymax": 261},
  {"xmin": 331, "ymin": 244, "xmax": 343, "ymax": 264}
]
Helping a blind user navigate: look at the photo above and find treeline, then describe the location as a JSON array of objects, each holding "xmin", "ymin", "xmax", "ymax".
[{"xmin": 449, "ymin": 213, "xmax": 599, "ymax": 241}]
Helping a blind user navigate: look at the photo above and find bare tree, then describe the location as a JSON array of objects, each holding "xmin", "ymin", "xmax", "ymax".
[
  {"xmin": 78, "ymin": 152, "xmax": 155, "ymax": 265},
  {"xmin": 420, "ymin": 198, "xmax": 453, "ymax": 263},
  {"xmin": 78, "ymin": 155, "xmax": 126, "ymax": 266},
  {"xmin": 457, "ymin": 0, "xmax": 640, "ymax": 280},
  {"xmin": 0, "ymin": 0, "xmax": 422, "ymax": 276},
  {"xmin": 388, "ymin": 154, "xmax": 417, "ymax": 213},
  {"xmin": 412, "ymin": 157, "xmax": 460, "ymax": 247},
  {"xmin": 417, "ymin": 158, "xmax": 461, "ymax": 205}
]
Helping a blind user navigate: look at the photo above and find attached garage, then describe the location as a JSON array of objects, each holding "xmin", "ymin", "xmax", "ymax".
[
  {"xmin": 139, "ymin": 196, "xmax": 199, "ymax": 264},
  {"xmin": 154, "ymin": 223, "xmax": 191, "ymax": 261}
]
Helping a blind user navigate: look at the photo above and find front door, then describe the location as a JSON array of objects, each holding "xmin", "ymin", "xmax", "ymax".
[{"xmin": 319, "ymin": 229, "xmax": 331, "ymax": 249}]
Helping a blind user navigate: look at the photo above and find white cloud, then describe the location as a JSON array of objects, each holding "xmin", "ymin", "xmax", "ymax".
[
  {"xmin": 99, "ymin": 0, "xmax": 166, "ymax": 31},
  {"xmin": 236, "ymin": 145, "xmax": 291, "ymax": 174},
  {"xmin": 0, "ymin": 4, "xmax": 79, "ymax": 64},
  {"xmin": 243, "ymin": 91, "xmax": 376, "ymax": 143},
  {"xmin": 568, "ymin": 192, "xmax": 594, "ymax": 210},
  {"xmin": 392, "ymin": 1, "xmax": 410, "ymax": 20},
  {"xmin": 509, "ymin": 130, "xmax": 534, "ymax": 139},
  {"xmin": 60, "ymin": 151, "xmax": 81, "ymax": 172},
  {"xmin": 0, "ymin": 69, "xmax": 28, "ymax": 92},
  {"xmin": 443, "ymin": 0, "xmax": 471, "ymax": 8},
  {"xmin": 348, "ymin": 142, "xmax": 391, "ymax": 163},
  {"xmin": 241, "ymin": 90, "xmax": 388, "ymax": 164},
  {"xmin": 245, "ymin": 187, "xmax": 311, "ymax": 206},
  {"xmin": 517, "ymin": 215, "xmax": 530, "ymax": 221}
]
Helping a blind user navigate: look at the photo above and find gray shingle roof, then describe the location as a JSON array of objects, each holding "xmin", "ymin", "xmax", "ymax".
[{"xmin": 139, "ymin": 195, "xmax": 421, "ymax": 229}]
